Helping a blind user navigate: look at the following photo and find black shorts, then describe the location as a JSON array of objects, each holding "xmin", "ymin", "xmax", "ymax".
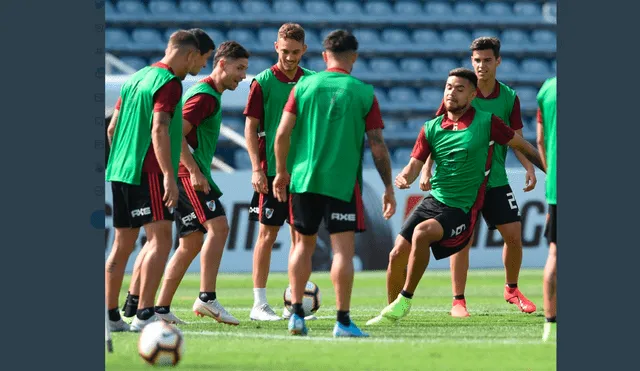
[
  {"xmin": 249, "ymin": 176, "xmax": 290, "ymax": 227},
  {"xmin": 290, "ymin": 191, "xmax": 366, "ymax": 236},
  {"xmin": 111, "ymin": 173, "xmax": 174, "ymax": 228},
  {"xmin": 544, "ymin": 204, "xmax": 557, "ymax": 244},
  {"xmin": 481, "ymin": 184, "xmax": 522, "ymax": 230},
  {"xmin": 399, "ymin": 195, "xmax": 475, "ymax": 260},
  {"xmin": 174, "ymin": 177, "xmax": 226, "ymax": 237}
]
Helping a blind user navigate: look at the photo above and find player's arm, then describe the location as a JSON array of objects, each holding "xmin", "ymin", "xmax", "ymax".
[
  {"xmin": 243, "ymin": 81, "xmax": 268, "ymax": 194},
  {"xmin": 491, "ymin": 115, "xmax": 545, "ymax": 173},
  {"xmin": 181, "ymin": 94, "xmax": 217, "ymax": 194},
  {"xmin": 508, "ymin": 96, "xmax": 537, "ymax": 191},
  {"xmin": 272, "ymin": 88, "xmax": 297, "ymax": 202},
  {"xmin": 107, "ymin": 97, "xmax": 122, "ymax": 146},
  {"xmin": 396, "ymin": 127, "xmax": 430, "ymax": 189},
  {"xmin": 535, "ymin": 108, "xmax": 548, "ymax": 171}
]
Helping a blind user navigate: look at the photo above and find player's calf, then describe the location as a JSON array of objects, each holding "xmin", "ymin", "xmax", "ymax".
[{"xmin": 386, "ymin": 236, "xmax": 410, "ymax": 304}]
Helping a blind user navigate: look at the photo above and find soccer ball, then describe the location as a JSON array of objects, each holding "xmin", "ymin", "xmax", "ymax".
[
  {"xmin": 283, "ymin": 281, "xmax": 321, "ymax": 316},
  {"xmin": 138, "ymin": 321, "xmax": 184, "ymax": 366}
]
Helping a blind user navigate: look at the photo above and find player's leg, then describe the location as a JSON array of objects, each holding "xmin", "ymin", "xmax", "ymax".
[
  {"xmin": 386, "ymin": 236, "xmax": 410, "ymax": 304},
  {"xmin": 449, "ymin": 237, "xmax": 473, "ymax": 317},
  {"xmin": 121, "ymin": 246, "xmax": 144, "ymax": 318},
  {"xmin": 542, "ymin": 204, "xmax": 557, "ymax": 341}
]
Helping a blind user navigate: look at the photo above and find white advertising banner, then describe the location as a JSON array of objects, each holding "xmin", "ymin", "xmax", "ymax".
[{"xmin": 104, "ymin": 169, "xmax": 551, "ymax": 273}]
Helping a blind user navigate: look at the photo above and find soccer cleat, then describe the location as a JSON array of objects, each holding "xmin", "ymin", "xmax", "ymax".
[
  {"xmin": 366, "ymin": 294, "xmax": 412, "ymax": 325},
  {"xmin": 542, "ymin": 322, "xmax": 557, "ymax": 342},
  {"xmin": 333, "ymin": 321, "xmax": 369, "ymax": 338},
  {"xmin": 250, "ymin": 303, "xmax": 282, "ymax": 321},
  {"xmin": 282, "ymin": 307, "xmax": 318, "ymax": 321},
  {"xmin": 130, "ymin": 314, "xmax": 159, "ymax": 332},
  {"xmin": 450, "ymin": 299, "xmax": 470, "ymax": 318},
  {"xmin": 504, "ymin": 286, "xmax": 537, "ymax": 313},
  {"xmin": 365, "ymin": 314, "xmax": 392, "ymax": 326},
  {"xmin": 108, "ymin": 318, "xmax": 130, "ymax": 332},
  {"xmin": 156, "ymin": 311, "xmax": 186, "ymax": 325},
  {"xmin": 288, "ymin": 313, "xmax": 308, "ymax": 336},
  {"xmin": 193, "ymin": 298, "xmax": 240, "ymax": 326}
]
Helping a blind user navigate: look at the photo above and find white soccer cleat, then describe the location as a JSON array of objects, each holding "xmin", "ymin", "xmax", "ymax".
[
  {"xmin": 282, "ymin": 306, "xmax": 318, "ymax": 321},
  {"xmin": 108, "ymin": 318, "xmax": 130, "ymax": 332},
  {"xmin": 156, "ymin": 311, "xmax": 186, "ymax": 325},
  {"xmin": 193, "ymin": 298, "xmax": 240, "ymax": 326},
  {"xmin": 130, "ymin": 314, "xmax": 159, "ymax": 332},
  {"xmin": 250, "ymin": 303, "xmax": 282, "ymax": 321}
]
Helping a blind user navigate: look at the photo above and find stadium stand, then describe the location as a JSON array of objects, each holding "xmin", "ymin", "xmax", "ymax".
[{"xmin": 105, "ymin": 0, "xmax": 556, "ymax": 169}]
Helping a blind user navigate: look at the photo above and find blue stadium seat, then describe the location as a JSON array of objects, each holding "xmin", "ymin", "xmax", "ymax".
[
  {"xmin": 484, "ymin": 2, "xmax": 513, "ymax": 18},
  {"xmin": 420, "ymin": 88, "xmax": 443, "ymax": 110},
  {"xmin": 501, "ymin": 29, "xmax": 530, "ymax": 51},
  {"xmin": 335, "ymin": 1, "xmax": 363, "ymax": 15},
  {"xmin": 308, "ymin": 57, "xmax": 326, "ymax": 72},
  {"xmin": 351, "ymin": 58, "xmax": 370, "ymax": 75},
  {"xmin": 274, "ymin": 0, "xmax": 302, "ymax": 14},
  {"xmin": 394, "ymin": 1, "xmax": 423, "ymax": 16},
  {"xmin": 201, "ymin": 29, "xmax": 227, "ymax": 44},
  {"xmin": 362, "ymin": 149, "xmax": 375, "ymax": 168},
  {"xmin": 498, "ymin": 58, "xmax": 520, "ymax": 77},
  {"xmin": 258, "ymin": 28, "xmax": 279, "ymax": 45},
  {"xmin": 400, "ymin": 58, "xmax": 429, "ymax": 75},
  {"xmin": 106, "ymin": 1, "xmax": 116, "ymax": 17},
  {"xmin": 521, "ymin": 58, "xmax": 550, "ymax": 76},
  {"xmin": 551, "ymin": 59, "xmax": 557, "ymax": 73},
  {"xmin": 247, "ymin": 57, "xmax": 272, "ymax": 75},
  {"xmin": 441, "ymin": 29, "xmax": 472, "ymax": 51},
  {"xmin": 211, "ymin": 0, "xmax": 241, "ymax": 14},
  {"xmin": 303, "ymin": 30, "xmax": 321, "ymax": 48},
  {"xmin": 241, "ymin": 0, "xmax": 272, "ymax": 14},
  {"xmin": 226, "ymin": 29, "xmax": 257, "ymax": 48},
  {"xmin": 222, "ymin": 117, "xmax": 245, "ymax": 133},
  {"xmin": 383, "ymin": 118, "xmax": 406, "ymax": 132},
  {"xmin": 131, "ymin": 28, "xmax": 165, "ymax": 51},
  {"xmin": 179, "ymin": 0, "xmax": 211, "ymax": 15},
  {"xmin": 382, "ymin": 29, "xmax": 411, "ymax": 46},
  {"xmin": 425, "ymin": 2, "xmax": 453, "ymax": 17},
  {"xmin": 454, "ymin": 2, "xmax": 484, "ymax": 22},
  {"xmin": 515, "ymin": 86, "xmax": 538, "ymax": 111},
  {"xmin": 116, "ymin": 0, "xmax": 148, "ymax": 17},
  {"xmin": 365, "ymin": 1, "xmax": 393, "ymax": 16},
  {"xmin": 374, "ymin": 88, "xmax": 390, "ymax": 105},
  {"xmin": 120, "ymin": 56, "xmax": 148, "ymax": 71},
  {"xmin": 472, "ymin": 29, "xmax": 500, "ymax": 41},
  {"xmin": 393, "ymin": 148, "xmax": 414, "ymax": 166},
  {"xmin": 304, "ymin": 0, "xmax": 334, "ymax": 15},
  {"xmin": 163, "ymin": 28, "xmax": 180, "ymax": 42},
  {"xmin": 353, "ymin": 29, "xmax": 381, "ymax": 46},
  {"xmin": 389, "ymin": 87, "xmax": 418, "ymax": 103},
  {"xmin": 234, "ymin": 150, "xmax": 253, "ymax": 169},
  {"xmin": 531, "ymin": 30, "xmax": 556, "ymax": 48},
  {"xmin": 413, "ymin": 29, "xmax": 441, "ymax": 47},
  {"xmin": 460, "ymin": 57, "xmax": 474, "ymax": 71},
  {"xmin": 513, "ymin": 2, "xmax": 541, "ymax": 18},
  {"xmin": 369, "ymin": 58, "xmax": 399, "ymax": 74},
  {"xmin": 431, "ymin": 58, "xmax": 458, "ymax": 74},
  {"xmin": 148, "ymin": 0, "xmax": 178, "ymax": 16},
  {"xmin": 106, "ymin": 29, "xmax": 132, "ymax": 50},
  {"xmin": 406, "ymin": 118, "xmax": 427, "ymax": 131}
]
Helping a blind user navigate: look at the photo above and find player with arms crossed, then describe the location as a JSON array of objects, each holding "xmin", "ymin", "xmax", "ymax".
[
  {"xmin": 105, "ymin": 29, "xmax": 214, "ymax": 332},
  {"xmin": 536, "ymin": 76, "xmax": 557, "ymax": 342},
  {"xmin": 244, "ymin": 23, "xmax": 315, "ymax": 321},
  {"xmin": 390, "ymin": 37, "xmax": 539, "ymax": 317},
  {"xmin": 273, "ymin": 30, "xmax": 396, "ymax": 337},
  {"xmin": 366, "ymin": 68, "xmax": 545, "ymax": 325}
]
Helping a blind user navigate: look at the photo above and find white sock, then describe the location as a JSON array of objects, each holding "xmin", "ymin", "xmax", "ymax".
[{"xmin": 253, "ymin": 288, "xmax": 267, "ymax": 306}]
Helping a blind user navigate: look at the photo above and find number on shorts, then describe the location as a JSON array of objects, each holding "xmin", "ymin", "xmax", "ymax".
[{"xmin": 506, "ymin": 192, "xmax": 518, "ymax": 210}]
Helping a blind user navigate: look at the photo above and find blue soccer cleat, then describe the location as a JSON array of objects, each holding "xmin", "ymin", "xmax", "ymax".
[
  {"xmin": 288, "ymin": 313, "xmax": 308, "ymax": 336},
  {"xmin": 333, "ymin": 321, "xmax": 370, "ymax": 338}
]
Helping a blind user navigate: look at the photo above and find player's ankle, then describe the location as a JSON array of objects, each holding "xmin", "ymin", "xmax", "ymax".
[
  {"xmin": 154, "ymin": 305, "xmax": 170, "ymax": 314},
  {"xmin": 545, "ymin": 316, "xmax": 556, "ymax": 323},
  {"xmin": 136, "ymin": 307, "xmax": 155, "ymax": 320},
  {"xmin": 292, "ymin": 303, "xmax": 305, "ymax": 318},
  {"xmin": 108, "ymin": 308, "xmax": 121, "ymax": 322},
  {"xmin": 337, "ymin": 310, "xmax": 351, "ymax": 326},
  {"xmin": 199, "ymin": 292, "xmax": 216, "ymax": 302},
  {"xmin": 507, "ymin": 283, "xmax": 518, "ymax": 289},
  {"xmin": 400, "ymin": 290, "xmax": 413, "ymax": 299},
  {"xmin": 454, "ymin": 294, "xmax": 465, "ymax": 300}
]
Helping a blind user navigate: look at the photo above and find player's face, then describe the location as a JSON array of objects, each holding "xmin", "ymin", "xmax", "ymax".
[
  {"xmin": 471, "ymin": 50, "xmax": 501, "ymax": 81},
  {"xmin": 275, "ymin": 38, "xmax": 307, "ymax": 72},
  {"xmin": 188, "ymin": 50, "xmax": 214, "ymax": 76},
  {"xmin": 443, "ymin": 76, "xmax": 477, "ymax": 113},
  {"xmin": 221, "ymin": 58, "xmax": 249, "ymax": 91}
]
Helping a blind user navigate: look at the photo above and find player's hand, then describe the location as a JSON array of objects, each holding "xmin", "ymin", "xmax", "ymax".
[
  {"xmin": 190, "ymin": 170, "xmax": 211, "ymax": 195},
  {"xmin": 523, "ymin": 170, "xmax": 537, "ymax": 192},
  {"xmin": 163, "ymin": 177, "xmax": 179, "ymax": 209},
  {"xmin": 252, "ymin": 169, "xmax": 268, "ymax": 194},
  {"xmin": 382, "ymin": 188, "xmax": 396, "ymax": 220},
  {"xmin": 273, "ymin": 172, "xmax": 290, "ymax": 203},
  {"xmin": 394, "ymin": 172, "xmax": 411, "ymax": 189},
  {"xmin": 419, "ymin": 171, "xmax": 432, "ymax": 191}
]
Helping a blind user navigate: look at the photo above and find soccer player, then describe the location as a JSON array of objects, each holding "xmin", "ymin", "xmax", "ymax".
[
  {"xmin": 244, "ymin": 23, "xmax": 315, "ymax": 321},
  {"xmin": 536, "ymin": 76, "xmax": 557, "ymax": 342},
  {"xmin": 273, "ymin": 30, "xmax": 396, "ymax": 337},
  {"xmin": 145, "ymin": 41, "xmax": 250, "ymax": 327},
  {"xmin": 388, "ymin": 37, "xmax": 539, "ymax": 317},
  {"xmin": 366, "ymin": 68, "xmax": 545, "ymax": 325},
  {"xmin": 105, "ymin": 29, "xmax": 215, "ymax": 332}
]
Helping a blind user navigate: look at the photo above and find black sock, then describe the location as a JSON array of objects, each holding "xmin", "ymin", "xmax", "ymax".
[
  {"xmin": 400, "ymin": 290, "xmax": 413, "ymax": 299},
  {"xmin": 454, "ymin": 294, "xmax": 465, "ymax": 300},
  {"xmin": 546, "ymin": 316, "xmax": 557, "ymax": 323},
  {"xmin": 507, "ymin": 283, "xmax": 518, "ymax": 289},
  {"xmin": 136, "ymin": 307, "xmax": 155, "ymax": 320},
  {"xmin": 108, "ymin": 308, "xmax": 121, "ymax": 322},
  {"xmin": 337, "ymin": 310, "xmax": 351, "ymax": 326},
  {"xmin": 292, "ymin": 303, "xmax": 305, "ymax": 318},
  {"xmin": 199, "ymin": 292, "xmax": 216, "ymax": 302},
  {"xmin": 121, "ymin": 292, "xmax": 131, "ymax": 312},
  {"xmin": 155, "ymin": 305, "xmax": 170, "ymax": 314},
  {"xmin": 123, "ymin": 294, "xmax": 139, "ymax": 318}
]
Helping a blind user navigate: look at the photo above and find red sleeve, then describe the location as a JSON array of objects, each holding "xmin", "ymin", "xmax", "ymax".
[
  {"xmin": 183, "ymin": 94, "xmax": 218, "ymax": 127},
  {"xmin": 490, "ymin": 115, "xmax": 516, "ymax": 145},
  {"xmin": 243, "ymin": 81, "xmax": 264, "ymax": 120},
  {"xmin": 536, "ymin": 108, "xmax": 543, "ymax": 125},
  {"xmin": 115, "ymin": 96, "xmax": 121, "ymax": 110},
  {"xmin": 435, "ymin": 100, "xmax": 446, "ymax": 116},
  {"xmin": 410, "ymin": 127, "xmax": 431, "ymax": 161},
  {"xmin": 365, "ymin": 96, "xmax": 384, "ymax": 131},
  {"xmin": 153, "ymin": 79, "xmax": 182, "ymax": 114},
  {"xmin": 283, "ymin": 87, "xmax": 297, "ymax": 114},
  {"xmin": 509, "ymin": 96, "xmax": 524, "ymax": 131}
]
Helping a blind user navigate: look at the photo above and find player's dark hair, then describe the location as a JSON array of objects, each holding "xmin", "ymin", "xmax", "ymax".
[
  {"xmin": 323, "ymin": 30, "xmax": 359, "ymax": 54},
  {"xmin": 278, "ymin": 23, "xmax": 305, "ymax": 43},
  {"xmin": 470, "ymin": 37, "xmax": 501, "ymax": 58},
  {"xmin": 188, "ymin": 28, "xmax": 216, "ymax": 55},
  {"xmin": 214, "ymin": 41, "xmax": 250, "ymax": 66},
  {"xmin": 168, "ymin": 30, "xmax": 201, "ymax": 52},
  {"xmin": 449, "ymin": 68, "xmax": 478, "ymax": 89}
]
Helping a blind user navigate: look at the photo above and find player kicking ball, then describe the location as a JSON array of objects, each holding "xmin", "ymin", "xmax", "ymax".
[{"xmin": 366, "ymin": 68, "xmax": 546, "ymax": 325}]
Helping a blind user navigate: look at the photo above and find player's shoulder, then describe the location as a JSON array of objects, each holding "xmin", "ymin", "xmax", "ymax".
[
  {"xmin": 299, "ymin": 66, "xmax": 317, "ymax": 76},
  {"xmin": 253, "ymin": 67, "xmax": 275, "ymax": 83},
  {"xmin": 497, "ymin": 80, "xmax": 517, "ymax": 96}
]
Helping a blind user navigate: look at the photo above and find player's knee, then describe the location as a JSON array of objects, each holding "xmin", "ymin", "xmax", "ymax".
[
  {"xmin": 498, "ymin": 222, "xmax": 522, "ymax": 248},
  {"xmin": 413, "ymin": 221, "xmax": 441, "ymax": 244},
  {"xmin": 207, "ymin": 217, "xmax": 229, "ymax": 239},
  {"xmin": 389, "ymin": 238, "xmax": 410, "ymax": 265},
  {"xmin": 258, "ymin": 225, "xmax": 279, "ymax": 245}
]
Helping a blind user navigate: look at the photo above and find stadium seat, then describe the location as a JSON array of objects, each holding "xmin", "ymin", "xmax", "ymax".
[
  {"xmin": 163, "ymin": 27, "xmax": 180, "ymax": 42},
  {"xmin": 352, "ymin": 29, "xmax": 381, "ymax": 46},
  {"xmin": 241, "ymin": 0, "xmax": 272, "ymax": 14},
  {"xmin": 389, "ymin": 87, "xmax": 418, "ymax": 103},
  {"xmin": 513, "ymin": 2, "xmax": 541, "ymax": 18},
  {"xmin": 393, "ymin": 148, "xmax": 414, "ymax": 166},
  {"xmin": 413, "ymin": 29, "xmax": 441, "ymax": 47},
  {"xmin": 501, "ymin": 29, "xmax": 530, "ymax": 50},
  {"xmin": 460, "ymin": 57, "xmax": 474, "ymax": 71},
  {"xmin": 382, "ymin": 29, "xmax": 411, "ymax": 46},
  {"xmin": 394, "ymin": 1, "xmax": 423, "ymax": 16},
  {"xmin": 400, "ymin": 58, "xmax": 429, "ymax": 75},
  {"xmin": 365, "ymin": 1, "xmax": 393, "ymax": 16},
  {"xmin": 515, "ymin": 86, "xmax": 538, "ymax": 110},
  {"xmin": 247, "ymin": 57, "xmax": 272, "ymax": 75},
  {"xmin": 258, "ymin": 28, "xmax": 279, "ymax": 45},
  {"xmin": 521, "ymin": 58, "xmax": 551, "ymax": 76},
  {"xmin": 106, "ymin": 29, "xmax": 132, "ymax": 50},
  {"xmin": 383, "ymin": 118, "xmax": 406, "ymax": 132},
  {"xmin": 116, "ymin": 0, "xmax": 148, "ymax": 17},
  {"xmin": 453, "ymin": 2, "xmax": 484, "ymax": 22},
  {"xmin": 484, "ymin": 2, "xmax": 513, "ymax": 18},
  {"xmin": 308, "ymin": 57, "xmax": 326, "ymax": 72},
  {"xmin": 335, "ymin": 1, "xmax": 363, "ymax": 15},
  {"xmin": 303, "ymin": 30, "xmax": 321, "ymax": 48},
  {"xmin": 498, "ymin": 58, "xmax": 520, "ymax": 77},
  {"xmin": 131, "ymin": 29, "xmax": 165, "ymax": 51},
  {"xmin": 222, "ymin": 117, "xmax": 245, "ymax": 133},
  {"xmin": 425, "ymin": 2, "xmax": 453, "ymax": 17},
  {"xmin": 369, "ymin": 58, "xmax": 399, "ymax": 74},
  {"xmin": 179, "ymin": 0, "xmax": 211, "ymax": 15},
  {"xmin": 234, "ymin": 150, "xmax": 253, "ymax": 169},
  {"xmin": 304, "ymin": 0, "xmax": 334, "ymax": 15},
  {"xmin": 105, "ymin": 1, "xmax": 116, "ymax": 17},
  {"xmin": 120, "ymin": 56, "xmax": 148, "ymax": 71},
  {"xmin": 441, "ymin": 29, "xmax": 472, "ymax": 51},
  {"xmin": 201, "ymin": 29, "xmax": 227, "ymax": 44},
  {"xmin": 472, "ymin": 29, "xmax": 500, "ymax": 41},
  {"xmin": 551, "ymin": 59, "xmax": 557, "ymax": 72},
  {"xmin": 431, "ymin": 58, "xmax": 458, "ymax": 74},
  {"xmin": 362, "ymin": 149, "xmax": 375, "ymax": 169},
  {"xmin": 226, "ymin": 29, "xmax": 257, "ymax": 48},
  {"xmin": 211, "ymin": 0, "xmax": 241, "ymax": 14},
  {"xmin": 148, "ymin": 0, "xmax": 178, "ymax": 16},
  {"xmin": 406, "ymin": 118, "xmax": 427, "ymax": 131},
  {"xmin": 274, "ymin": 0, "xmax": 302, "ymax": 14},
  {"xmin": 531, "ymin": 30, "xmax": 556, "ymax": 47},
  {"xmin": 374, "ymin": 88, "xmax": 390, "ymax": 105},
  {"xmin": 420, "ymin": 88, "xmax": 443, "ymax": 109},
  {"xmin": 351, "ymin": 58, "xmax": 370, "ymax": 75}
]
